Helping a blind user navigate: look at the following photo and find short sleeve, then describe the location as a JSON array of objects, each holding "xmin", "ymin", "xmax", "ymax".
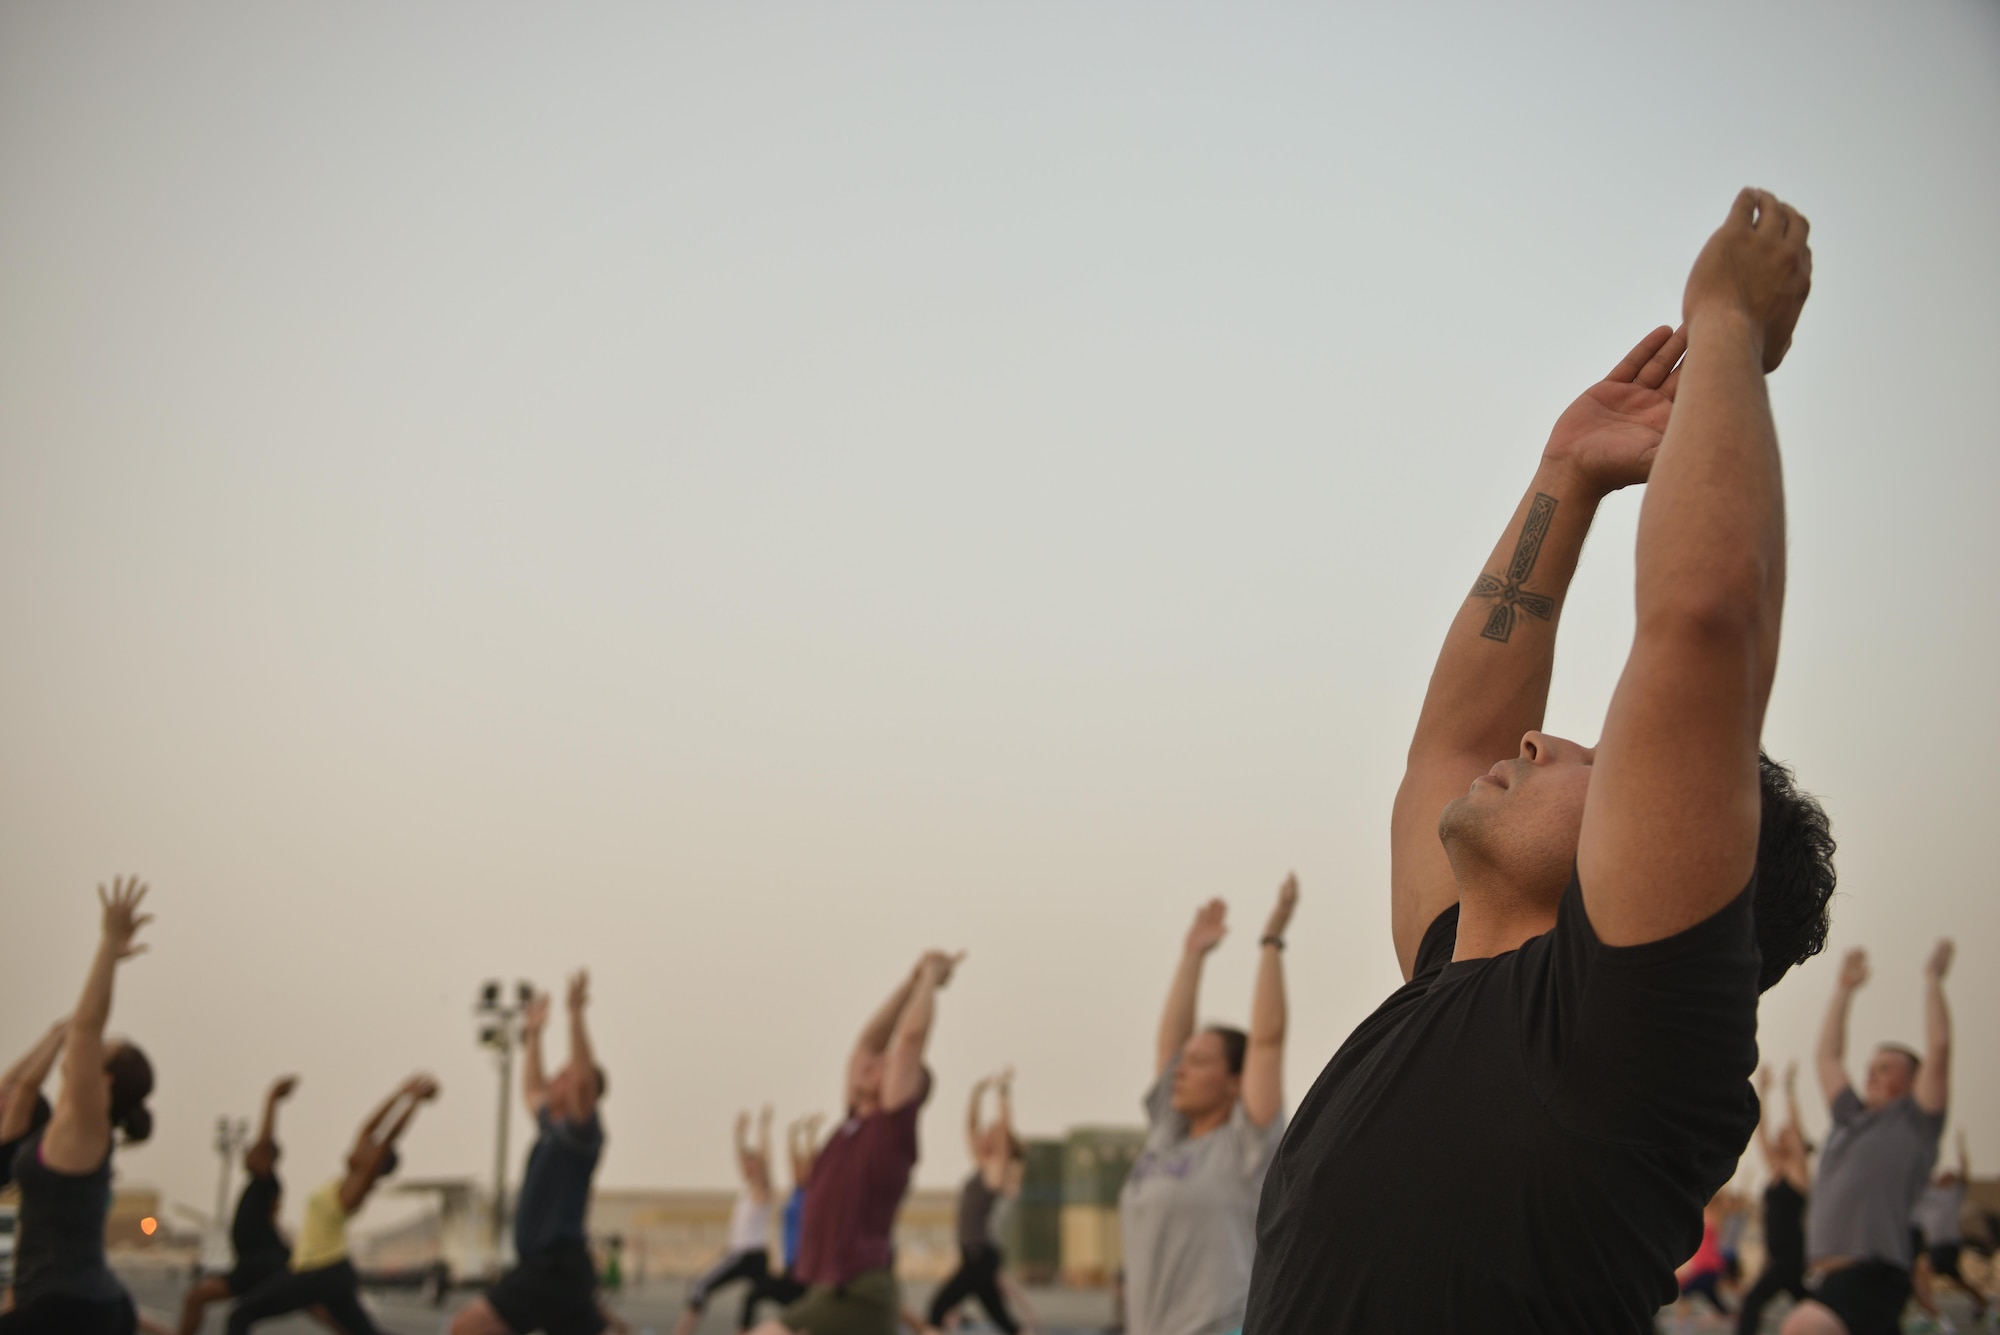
[
  {"xmin": 1227, "ymin": 1099, "xmax": 1286, "ymax": 1180},
  {"xmin": 1143, "ymin": 1061, "xmax": 1188, "ymax": 1144},
  {"xmin": 1901, "ymin": 1098, "xmax": 1946, "ymax": 1145},
  {"xmin": 1412, "ymin": 905, "xmax": 1460, "ymax": 983},
  {"xmin": 1830, "ymin": 1087, "xmax": 1865, "ymax": 1127},
  {"xmin": 1529, "ymin": 868, "xmax": 1761, "ymax": 1150}
]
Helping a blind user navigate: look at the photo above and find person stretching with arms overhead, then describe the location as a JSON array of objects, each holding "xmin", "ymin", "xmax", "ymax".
[
  {"xmin": 751, "ymin": 949, "xmax": 964, "ymax": 1335},
  {"xmin": 1122, "ymin": 877, "xmax": 1295, "ymax": 1335},
  {"xmin": 1912, "ymin": 1132, "xmax": 1988, "ymax": 1326},
  {"xmin": 178, "ymin": 1076, "xmax": 335, "ymax": 1335},
  {"xmin": 926, "ymin": 1068, "xmax": 1028, "ymax": 1335},
  {"xmin": 0, "ymin": 879, "xmax": 158, "ymax": 1335},
  {"xmin": 746, "ymin": 1115, "xmax": 825, "ymax": 1325},
  {"xmin": 1736, "ymin": 1064, "xmax": 1814, "ymax": 1335},
  {"xmin": 227, "ymin": 1073, "xmax": 440, "ymax": 1335},
  {"xmin": 1242, "ymin": 189, "xmax": 1837, "ymax": 1335},
  {"xmin": 674, "ymin": 1108, "xmax": 778, "ymax": 1335},
  {"xmin": 453, "ymin": 970, "xmax": 610, "ymax": 1335},
  {"xmin": 1780, "ymin": 942, "xmax": 1954, "ymax": 1335}
]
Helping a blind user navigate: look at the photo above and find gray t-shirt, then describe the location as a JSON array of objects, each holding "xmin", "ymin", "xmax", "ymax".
[
  {"xmin": 1808, "ymin": 1089, "xmax": 1943, "ymax": 1268},
  {"xmin": 1118, "ymin": 1061, "xmax": 1285, "ymax": 1335},
  {"xmin": 1912, "ymin": 1180, "xmax": 1965, "ymax": 1247}
]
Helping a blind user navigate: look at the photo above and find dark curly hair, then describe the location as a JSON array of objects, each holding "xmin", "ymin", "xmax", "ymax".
[{"xmin": 1752, "ymin": 752, "xmax": 1836, "ymax": 993}]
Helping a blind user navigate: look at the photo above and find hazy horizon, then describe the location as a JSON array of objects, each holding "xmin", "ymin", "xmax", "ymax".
[{"xmin": 3, "ymin": 1, "xmax": 1997, "ymax": 1239}]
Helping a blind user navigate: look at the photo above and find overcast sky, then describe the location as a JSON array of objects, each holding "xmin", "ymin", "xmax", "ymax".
[{"xmin": 2, "ymin": 2, "xmax": 1996, "ymax": 1237}]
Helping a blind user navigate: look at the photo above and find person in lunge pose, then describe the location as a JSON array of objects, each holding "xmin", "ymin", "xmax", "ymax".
[
  {"xmin": 1781, "ymin": 943, "xmax": 1954, "ymax": 1335},
  {"xmin": 1242, "ymin": 190, "xmax": 1837, "ymax": 1335},
  {"xmin": 227, "ymin": 1073, "xmax": 439, "ymax": 1335},
  {"xmin": 1737, "ymin": 1065, "xmax": 1814, "ymax": 1335},
  {"xmin": 1912, "ymin": 1133, "xmax": 1989, "ymax": 1324},
  {"xmin": 178, "ymin": 1076, "xmax": 332, "ymax": 1335},
  {"xmin": 746, "ymin": 1116, "xmax": 825, "ymax": 1326},
  {"xmin": 452, "ymin": 971, "xmax": 610, "ymax": 1335},
  {"xmin": 0, "ymin": 880, "xmax": 157, "ymax": 1335},
  {"xmin": 1122, "ymin": 877, "xmax": 1295, "ymax": 1335},
  {"xmin": 926, "ymin": 1069, "xmax": 1027, "ymax": 1335},
  {"xmin": 750, "ymin": 949, "xmax": 964, "ymax": 1335},
  {"xmin": 674, "ymin": 1108, "xmax": 777, "ymax": 1335}
]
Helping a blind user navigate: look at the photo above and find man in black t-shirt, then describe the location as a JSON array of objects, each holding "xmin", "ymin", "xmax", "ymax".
[
  {"xmin": 451, "ymin": 971, "xmax": 610, "ymax": 1335},
  {"xmin": 176, "ymin": 1076, "xmax": 334, "ymax": 1335},
  {"xmin": 1243, "ymin": 191, "xmax": 1839, "ymax": 1335}
]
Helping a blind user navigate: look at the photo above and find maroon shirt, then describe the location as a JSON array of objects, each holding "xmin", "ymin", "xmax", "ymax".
[{"xmin": 795, "ymin": 1072, "xmax": 930, "ymax": 1286}]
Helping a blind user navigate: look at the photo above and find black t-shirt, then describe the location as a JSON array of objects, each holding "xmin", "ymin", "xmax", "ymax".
[
  {"xmin": 1763, "ymin": 1179, "xmax": 1806, "ymax": 1271},
  {"xmin": 513, "ymin": 1109, "xmax": 604, "ymax": 1259},
  {"xmin": 1244, "ymin": 870, "xmax": 1760, "ymax": 1334},
  {"xmin": 231, "ymin": 1172, "xmax": 287, "ymax": 1267}
]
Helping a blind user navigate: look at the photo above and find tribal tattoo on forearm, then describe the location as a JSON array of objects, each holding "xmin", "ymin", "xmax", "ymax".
[{"xmin": 1471, "ymin": 492, "xmax": 1558, "ymax": 642}]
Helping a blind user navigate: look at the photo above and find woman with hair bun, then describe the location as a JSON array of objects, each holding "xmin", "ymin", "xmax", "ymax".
[
  {"xmin": 0, "ymin": 876, "xmax": 157, "ymax": 1335},
  {"xmin": 1119, "ymin": 875, "xmax": 1297, "ymax": 1335}
]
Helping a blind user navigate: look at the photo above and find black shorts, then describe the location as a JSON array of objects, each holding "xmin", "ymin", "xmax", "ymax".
[
  {"xmin": 488, "ymin": 1241, "xmax": 606, "ymax": 1335},
  {"xmin": 227, "ymin": 1249, "xmax": 293, "ymax": 1296},
  {"xmin": 1811, "ymin": 1261, "xmax": 1911, "ymax": 1335},
  {"xmin": 1928, "ymin": 1242, "xmax": 1966, "ymax": 1280},
  {"xmin": 0, "ymin": 1292, "xmax": 137, "ymax": 1335}
]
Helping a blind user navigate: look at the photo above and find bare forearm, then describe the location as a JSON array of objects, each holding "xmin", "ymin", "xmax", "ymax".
[
  {"xmin": 1925, "ymin": 975, "xmax": 1950, "ymax": 1062},
  {"xmin": 380, "ymin": 1095, "xmax": 423, "ymax": 1147},
  {"xmin": 1632, "ymin": 311, "xmax": 1784, "ymax": 657},
  {"xmin": 1817, "ymin": 986, "xmax": 1854, "ymax": 1099},
  {"xmin": 522, "ymin": 1029, "xmax": 549, "ymax": 1097},
  {"xmin": 890, "ymin": 971, "xmax": 939, "ymax": 1059},
  {"xmin": 359, "ymin": 1090, "xmax": 405, "ymax": 1144},
  {"xmin": 996, "ymin": 1085, "xmax": 1013, "ymax": 1133},
  {"xmin": 255, "ymin": 1092, "xmax": 283, "ymax": 1149},
  {"xmin": 1155, "ymin": 952, "xmax": 1205, "ymax": 1076},
  {"xmin": 1410, "ymin": 463, "xmax": 1603, "ymax": 765},
  {"xmin": 858, "ymin": 972, "xmax": 919, "ymax": 1055},
  {"xmin": 71, "ymin": 939, "xmax": 122, "ymax": 1045},
  {"xmin": 567, "ymin": 1009, "xmax": 595, "ymax": 1076},
  {"xmin": 1250, "ymin": 943, "xmax": 1288, "ymax": 1052}
]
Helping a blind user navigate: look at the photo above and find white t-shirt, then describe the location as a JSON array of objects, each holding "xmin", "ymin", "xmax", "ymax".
[
  {"xmin": 727, "ymin": 1188, "xmax": 771, "ymax": 1254},
  {"xmin": 1118, "ymin": 1060, "xmax": 1285, "ymax": 1335}
]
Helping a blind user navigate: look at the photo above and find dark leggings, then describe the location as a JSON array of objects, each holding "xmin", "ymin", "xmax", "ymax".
[
  {"xmin": 685, "ymin": 1247, "xmax": 772, "ymax": 1330},
  {"xmin": 0, "ymin": 1293, "xmax": 137, "ymax": 1335},
  {"xmin": 746, "ymin": 1269, "xmax": 808, "ymax": 1327},
  {"xmin": 1680, "ymin": 1269, "xmax": 1733, "ymax": 1316},
  {"xmin": 227, "ymin": 1260, "xmax": 381, "ymax": 1335},
  {"xmin": 926, "ymin": 1245, "xmax": 1020, "ymax": 1335},
  {"xmin": 1734, "ymin": 1263, "xmax": 1807, "ymax": 1334}
]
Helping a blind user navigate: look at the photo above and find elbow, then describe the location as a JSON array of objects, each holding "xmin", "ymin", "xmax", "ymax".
[{"xmin": 1636, "ymin": 558, "xmax": 1777, "ymax": 646}]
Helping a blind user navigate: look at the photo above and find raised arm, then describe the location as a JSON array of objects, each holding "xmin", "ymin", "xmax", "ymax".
[
  {"xmin": 0, "ymin": 1020, "xmax": 67, "ymax": 1143},
  {"xmin": 341, "ymin": 1075, "xmax": 439, "ymax": 1211},
  {"xmin": 566, "ymin": 971, "xmax": 600, "ymax": 1116},
  {"xmin": 1751, "ymin": 1067, "xmax": 1778, "ymax": 1170},
  {"xmin": 1817, "ymin": 950, "xmax": 1866, "ymax": 1106},
  {"xmin": 45, "ymin": 879, "xmax": 153, "ymax": 1173},
  {"xmin": 965, "ymin": 1076, "xmax": 993, "ymax": 1160},
  {"xmin": 994, "ymin": 1069, "xmax": 1014, "ymax": 1140},
  {"xmin": 883, "ymin": 951, "xmax": 961, "ymax": 1111},
  {"xmin": 1955, "ymin": 1130, "xmax": 1969, "ymax": 1179},
  {"xmin": 1915, "ymin": 939, "xmax": 1952, "ymax": 1116},
  {"xmin": 848, "ymin": 966, "xmax": 922, "ymax": 1105},
  {"xmin": 1577, "ymin": 190, "xmax": 1810, "ymax": 944},
  {"xmin": 1158, "ymin": 901, "xmax": 1226, "ymax": 1078},
  {"xmin": 248, "ymin": 1076, "xmax": 298, "ymax": 1176},
  {"xmin": 1392, "ymin": 328, "xmax": 1686, "ymax": 978},
  {"xmin": 1241, "ymin": 875, "xmax": 1297, "ymax": 1130},
  {"xmin": 521, "ymin": 991, "xmax": 551, "ymax": 1117}
]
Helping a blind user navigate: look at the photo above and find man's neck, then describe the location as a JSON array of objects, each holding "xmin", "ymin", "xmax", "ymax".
[{"xmin": 1450, "ymin": 869, "xmax": 1559, "ymax": 963}]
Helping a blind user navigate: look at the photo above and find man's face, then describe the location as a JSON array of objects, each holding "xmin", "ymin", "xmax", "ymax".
[
  {"xmin": 1863, "ymin": 1048, "xmax": 1916, "ymax": 1109},
  {"xmin": 1438, "ymin": 731, "xmax": 1595, "ymax": 903}
]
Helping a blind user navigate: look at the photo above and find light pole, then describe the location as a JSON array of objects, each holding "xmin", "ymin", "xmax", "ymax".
[
  {"xmin": 210, "ymin": 1115, "xmax": 247, "ymax": 1270},
  {"xmin": 475, "ymin": 979, "xmax": 534, "ymax": 1267}
]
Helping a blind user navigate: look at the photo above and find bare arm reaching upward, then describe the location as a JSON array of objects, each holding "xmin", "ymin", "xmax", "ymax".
[
  {"xmin": 340, "ymin": 1075, "xmax": 439, "ymax": 1212},
  {"xmin": 1818, "ymin": 950, "xmax": 1866, "ymax": 1106},
  {"xmin": 1393, "ymin": 328, "xmax": 1688, "ymax": 978},
  {"xmin": 1577, "ymin": 189, "xmax": 1811, "ymax": 944},
  {"xmin": 521, "ymin": 992, "xmax": 551, "ymax": 1118},
  {"xmin": 249, "ymin": 1076, "xmax": 298, "ymax": 1175},
  {"xmin": 46, "ymin": 879, "xmax": 153, "ymax": 1173},
  {"xmin": 1158, "ymin": 901, "xmax": 1226, "ymax": 1078},
  {"xmin": 965, "ymin": 1076, "xmax": 992, "ymax": 1160},
  {"xmin": 566, "ymin": 971, "xmax": 600, "ymax": 1117},
  {"xmin": 0, "ymin": 1020, "xmax": 67, "ymax": 1143},
  {"xmin": 1241, "ymin": 876, "xmax": 1297, "ymax": 1130},
  {"xmin": 848, "ymin": 967, "xmax": 921, "ymax": 1107},
  {"xmin": 1916, "ymin": 939, "xmax": 1952, "ymax": 1116},
  {"xmin": 883, "ymin": 951, "xmax": 962, "ymax": 1111}
]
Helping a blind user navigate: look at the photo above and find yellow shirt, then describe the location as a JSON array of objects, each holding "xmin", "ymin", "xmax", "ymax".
[{"xmin": 291, "ymin": 1179, "xmax": 351, "ymax": 1271}]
